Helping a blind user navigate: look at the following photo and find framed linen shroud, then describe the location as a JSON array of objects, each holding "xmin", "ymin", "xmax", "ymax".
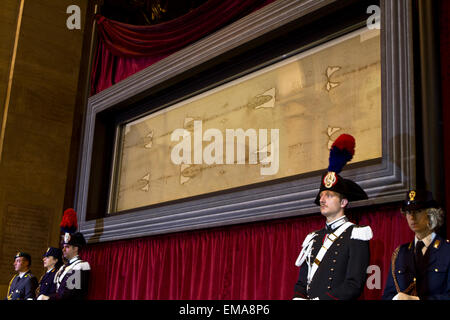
[
  {"xmin": 77, "ymin": 0, "xmax": 415, "ymax": 242},
  {"xmin": 109, "ymin": 28, "xmax": 381, "ymax": 213}
]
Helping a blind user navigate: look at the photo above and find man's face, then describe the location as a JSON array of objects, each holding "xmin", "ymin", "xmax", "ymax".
[
  {"xmin": 319, "ymin": 190, "xmax": 347, "ymax": 218},
  {"xmin": 405, "ymin": 209, "xmax": 430, "ymax": 235},
  {"xmin": 63, "ymin": 244, "xmax": 78, "ymax": 260},
  {"xmin": 13, "ymin": 257, "xmax": 29, "ymax": 273},
  {"xmin": 43, "ymin": 256, "xmax": 57, "ymax": 269}
]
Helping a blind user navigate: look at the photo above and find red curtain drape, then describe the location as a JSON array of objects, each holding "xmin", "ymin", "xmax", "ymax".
[
  {"xmin": 90, "ymin": 0, "xmax": 275, "ymax": 95},
  {"xmin": 81, "ymin": 205, "xmax": 413, "ymax": 300},
  {"xmin": 439, "ymin": 0, "xmax": 450, "ymax": 237}
]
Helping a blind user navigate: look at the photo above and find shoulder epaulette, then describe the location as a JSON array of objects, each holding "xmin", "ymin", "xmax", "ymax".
[
  {"xmin": 72, "ymin": 261, "xmax": 91, "ymax": 271},
  {"xmin": 350, "ymin": 225, "xmax": 373, "ymax": 241}
]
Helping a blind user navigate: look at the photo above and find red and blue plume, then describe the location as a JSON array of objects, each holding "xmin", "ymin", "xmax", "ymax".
[
  {"xmin": 328, "ymin": 134, "xmax": 355, "ymax": 174},
  {"xmin": 60, "ymin": 208, "xmax": 78, "ymax": 234}
]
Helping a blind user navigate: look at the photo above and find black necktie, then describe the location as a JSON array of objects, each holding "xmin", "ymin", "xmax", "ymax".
[{"xmin": 415, "ymin": 240, "xmax": 425, "ymax": 263}]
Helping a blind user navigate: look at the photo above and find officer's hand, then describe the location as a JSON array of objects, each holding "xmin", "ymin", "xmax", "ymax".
[
  {"xmin": 37, "ymin": 294, "xmax": 50, "ymax": 300},
  {"xmin": 394, "ymin": 292, "xmax": 420, "ymax": 300}
]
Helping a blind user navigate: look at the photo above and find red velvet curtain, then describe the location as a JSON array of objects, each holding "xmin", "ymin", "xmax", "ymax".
[
  {"xmin": 90, "ymin": 0, "xmax": 275, "ymax": 95},
  {"xmin": 439, "ymin": 0, "xmax": 450, "ymax": 237},
  {"xmin": 81, "ymin": 205, "xmax": 413, "ymax": 300}
]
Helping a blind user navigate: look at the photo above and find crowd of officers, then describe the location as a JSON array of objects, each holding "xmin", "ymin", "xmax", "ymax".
[
  {"xmin": 6, "ymin": 187, "xmax": 449, "ymax": 301},
  {"xmin": 4, "ymin": 133, "xmax": 450, "ymax": 300},
  {"xmin": 6, "ymin": 231, "xmax": 90, "ymax": 300}
]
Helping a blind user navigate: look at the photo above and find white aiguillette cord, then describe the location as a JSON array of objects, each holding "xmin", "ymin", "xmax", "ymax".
[{"xmin": 295, "ymin": 232, "xmax": 318, "ymax": 267}]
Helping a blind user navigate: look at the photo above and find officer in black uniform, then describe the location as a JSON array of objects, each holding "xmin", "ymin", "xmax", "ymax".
[
  {"xmin": 382, "ymin": 190, "xmax": 450, "ymax": 300},
  {"xmin": 36, "ymin": 247, "xmax": 63, "ymax": 299},
  {"xmin": 293, "ymin": 134, "xmax": 372, "ymax": 300},
  {"xmin": 6, "ymin": 252, "xmax": 38, "ymax": 300},
  {"xmin": 39, "ymin": 232, "xmax": 90, "ymax": 300}
]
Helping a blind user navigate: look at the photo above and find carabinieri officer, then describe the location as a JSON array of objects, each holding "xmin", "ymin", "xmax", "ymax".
[{"xmin": 293, "ymin": 134, "xmax": 372, "ymax": 300}]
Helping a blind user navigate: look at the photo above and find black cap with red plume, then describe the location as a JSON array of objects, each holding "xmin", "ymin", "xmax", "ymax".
[
  {"xmin": 60, "ymin": 208, "xmax": 86, "ymax": 247},
  {"xmin": 314, "ymin": 134, "xmax": 368, "ymax": 205}
]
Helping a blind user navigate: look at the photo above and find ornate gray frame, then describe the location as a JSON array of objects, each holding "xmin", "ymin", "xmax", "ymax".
[{"xmin": 77, "ymin": 0, "xmax": 415, "ymax": 243}]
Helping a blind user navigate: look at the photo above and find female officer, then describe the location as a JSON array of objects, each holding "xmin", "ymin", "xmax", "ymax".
[{"xmin": 36, "ymin": 247, "xmax": 63, "ymax": 299}]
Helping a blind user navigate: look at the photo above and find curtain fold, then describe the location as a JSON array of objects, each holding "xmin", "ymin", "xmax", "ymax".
[
  {"xmin": 81, "ymin": 205, "xmax": 413, "ymax": 300},
  {"xmin": 439, "ymin": 0, "xmax": 450, "ymax": 237},
  {"xmin": 90, "ymin": 0, "xmax": 275, "ymax": 95}
]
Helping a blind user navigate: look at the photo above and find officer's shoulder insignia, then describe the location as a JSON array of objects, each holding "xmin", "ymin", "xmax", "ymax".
[
  {"xmin": 433, "ymin": 240, "xmax": 441, "ymax": 249},
  {"xmin": 350, "ymin": 225, "xmax": 373, "ymax": 241}
]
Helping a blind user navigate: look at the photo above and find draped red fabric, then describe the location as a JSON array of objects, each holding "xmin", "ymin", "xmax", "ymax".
[
  {"xmin": 439, "ymin": 0, "xmax": 450, "ymax": 237},
  {"xmin": 354, "ymin": 206, "xmax": 414, "ymax": 300},
  {"xmin": 81, "ymin": 205, "xmax": 413, "ymax": 300},
  {"xmin": 90, "ymin": 0, "xmax": 275, "ymax": 95}
]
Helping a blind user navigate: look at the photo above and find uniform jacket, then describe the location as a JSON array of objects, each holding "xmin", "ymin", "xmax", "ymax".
[
  {"xmin": 37, "ymin": 267, "xmax": 58, "ymax": 297},
  {"xmin": 49, "ymin": 256, "xmax": 90, "ymax": 300},
  {"xmin": 6, "ymin": 271, "xmax": 38, "ymax": 300},
  {"xmin": 294, "ymin": 223, "xmax": 371, "ymax": 300},
  {"xmin": 382, "ymin": 234, "xmax": 450, "ymax": 300}
]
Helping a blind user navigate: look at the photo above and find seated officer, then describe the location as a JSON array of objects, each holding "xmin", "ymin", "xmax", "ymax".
[
  {"xmin": 36, "ymin": 247, "xmax": 63, "ymax": 299},
  {"xmin": 6, "ymin": 252, "xmax": 38, "ymax": 300},
  {"xmin": 382, "ymin": 190, "xmax": 450, "ymax": 300}
]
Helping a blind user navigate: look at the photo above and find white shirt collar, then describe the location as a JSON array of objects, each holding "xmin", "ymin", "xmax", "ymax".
[
  {"xmin": 415, "ymin": 232, "xmax": 436, "ymax": 249},
  {"xmin": 18, "ymin": 271, "xmax": 28, "ymax": 278},
  {"xmin": 69, "ymin": 256, "xmax": 80, "ymax": 264},
  {"xmin": 326, "ymin": 215, "xmax": 348, "ymax": 230}
]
